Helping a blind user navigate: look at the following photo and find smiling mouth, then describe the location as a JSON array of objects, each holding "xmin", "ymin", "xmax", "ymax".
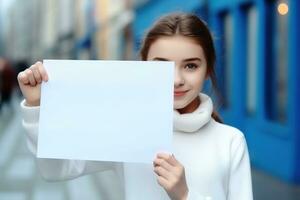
[{"xmin": 174, "ymin": 91, "xmax": 188, "ymax": 97}]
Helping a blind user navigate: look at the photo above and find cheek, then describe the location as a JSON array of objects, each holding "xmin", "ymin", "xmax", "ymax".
[{"xmin": 189, "ymin": 74, "xmax": 206, "ymax": 90}]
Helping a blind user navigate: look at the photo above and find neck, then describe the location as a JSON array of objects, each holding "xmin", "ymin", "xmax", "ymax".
[{"xmin": 177, "ymin": 96, "xmax": 201, "ymax": 114}]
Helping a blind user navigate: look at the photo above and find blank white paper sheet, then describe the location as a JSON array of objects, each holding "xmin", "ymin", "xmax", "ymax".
[{"xmin": 37, "ymin": 59, "xmax": 174, "ymax": 164}]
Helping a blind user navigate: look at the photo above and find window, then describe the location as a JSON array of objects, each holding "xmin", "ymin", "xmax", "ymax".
[
  {"xmin": 265, "ymin": 0, "xmax": 288, "ymax": 123},
  {"xmin": 246, "ymin": 6, "xmax": 258, "ymax": 115},
  {"xmin": 219, "ymin": 12, "xmax": 233, "ymax": 109}
]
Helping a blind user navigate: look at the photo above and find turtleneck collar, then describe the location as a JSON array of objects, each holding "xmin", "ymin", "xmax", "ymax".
[{"xmin": 173, "ymin": 93, "xmax": 213, "ymax": 133}]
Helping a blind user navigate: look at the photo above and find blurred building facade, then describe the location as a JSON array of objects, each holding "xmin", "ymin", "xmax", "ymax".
[
  {"xmin": 0, "ymin": 0, "xmax": 299, "ymax": 185},
  {"xmin": 207, "ymin": 0, "xmax": 299, "ymax": 184},
  {"xmin": 0, "ymin": 0, "xmax": 137, "ymax": 62}
]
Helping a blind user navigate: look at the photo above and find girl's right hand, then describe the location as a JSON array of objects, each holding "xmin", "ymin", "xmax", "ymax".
[{"xmin": 17, "ymin": 61, "xmax": 48, "ymax": 107}]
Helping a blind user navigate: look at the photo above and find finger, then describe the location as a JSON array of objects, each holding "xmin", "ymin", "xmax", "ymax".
[
  {"xmin": 157, "ymin": 176, "xmax": 170, "ymax": 189},
  {"xmin": 30, "ymin": 65, "xmax": 42, "ymax": 83},
  {"xmin": 153, "ymin": 158, "xmax": 173, "ymax": 171},
  {"xmin": 36, "ymin": 61, "xmax": 48, "ymax": 81},
  {"xmin": 171, "ymin": 154, "xmax": 180, "ymax": 165},
  {"xmin": 154, "ymin": 166, "xmax": 172, "ymax": 180},
  {"xmin": 25, "ymin": 69, "xmax": 37, "ymax": 86},
  {"xmin": 17, "ymin": 72, "xmax": 30, "ymax": 85},
  {"xmin": 157, "ymin": 153, "xmax": 177, "ymax": 166}
]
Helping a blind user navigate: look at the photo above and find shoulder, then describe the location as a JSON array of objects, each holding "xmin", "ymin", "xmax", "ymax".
[
  {"xmin": 209, "ymin": 119, "xmax": 244, "ymax": 139},
  {"xmin": 206, "ymin": 119, "xmax": 247, "ymax": 151},
  {"xmin": 204, "ymin": 120, "xmax": 250, "ymax": 168}
]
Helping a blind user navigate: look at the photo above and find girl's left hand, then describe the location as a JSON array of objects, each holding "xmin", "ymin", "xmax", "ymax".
[{"xmin": 153, "ymin": 153, "xmax": 189, "ymax": 200}]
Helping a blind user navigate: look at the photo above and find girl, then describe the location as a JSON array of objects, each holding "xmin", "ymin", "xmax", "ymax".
[{"xmin": 18, "ymin": 13, "xmax": 253, "ymax": 200}]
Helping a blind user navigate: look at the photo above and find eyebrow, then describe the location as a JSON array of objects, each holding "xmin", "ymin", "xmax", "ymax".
[{"xmin": 152, "ymin": 57, "xmax": 202, "ymax": 62}]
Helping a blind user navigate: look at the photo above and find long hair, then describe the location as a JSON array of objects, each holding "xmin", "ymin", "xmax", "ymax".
[{"xmin": 139, "ymin": 13, "xmax": 223, "ymax": 123}]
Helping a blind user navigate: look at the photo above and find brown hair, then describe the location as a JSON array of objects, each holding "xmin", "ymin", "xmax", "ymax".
[{"xmin": 139, "ymin": 13, "xmax": 223, "ymax": 123}]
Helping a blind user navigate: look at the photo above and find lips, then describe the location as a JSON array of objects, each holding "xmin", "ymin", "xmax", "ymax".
[{"xmin": 174, "ymin": 90, "xmax": 188, "ymax": 97}]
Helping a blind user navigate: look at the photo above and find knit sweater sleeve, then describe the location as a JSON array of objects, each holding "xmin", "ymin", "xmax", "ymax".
[
  {"xmin": 20, "ymin": 100, "xmax": 115, "ymax": 181},
  {"xmin": 227, "ymin": 134, "xmax": 253, "ymax": 200},
  {"xmin": 186, "ymin": 189, "xmax": 212, "ymax": 200}
]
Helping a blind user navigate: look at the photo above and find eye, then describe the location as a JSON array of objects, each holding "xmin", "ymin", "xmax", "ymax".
[{"xmin": 184, "ymin": 63, "xmax": 198, "ymax": 71}]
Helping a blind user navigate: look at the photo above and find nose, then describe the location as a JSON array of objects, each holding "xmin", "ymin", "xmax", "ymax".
[{"xmin": 174, "ymin": 68, "xmax": 184, "ymax": 88}]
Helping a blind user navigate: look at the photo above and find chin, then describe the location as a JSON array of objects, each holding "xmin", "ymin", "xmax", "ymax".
[
  {"xmin": 173, "ymin": 100, "xmax": 189, "ymax": 110},
  {"xmin": 173, "ymin": 93, "xmax": 199, "ymax": 110}
]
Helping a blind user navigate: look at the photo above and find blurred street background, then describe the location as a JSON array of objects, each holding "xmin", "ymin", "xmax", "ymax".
[{"xmin": 0, "ymin": 0, "xmax": 300, "ymax": 199}]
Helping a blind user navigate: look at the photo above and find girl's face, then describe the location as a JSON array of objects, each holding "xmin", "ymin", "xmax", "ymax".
[{"xmin": 147, "ymin": 35, "xmax": 208, "ymax": 113}]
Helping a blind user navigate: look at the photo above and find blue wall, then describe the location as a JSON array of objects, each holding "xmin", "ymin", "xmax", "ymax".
[{"xmin": 209, "ymin": 0, "xmax": 300, "ymax": 183}]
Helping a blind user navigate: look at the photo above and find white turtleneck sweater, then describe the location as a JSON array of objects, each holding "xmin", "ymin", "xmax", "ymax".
[{"xmin": 21, "ymin": 93, "xmax": 253, "ymax": 200}]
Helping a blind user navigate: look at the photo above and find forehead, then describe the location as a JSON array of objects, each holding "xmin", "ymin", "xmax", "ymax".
[{"xmin": 147, "ymin": 35, "xmax": 205, "ymax": 61}]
